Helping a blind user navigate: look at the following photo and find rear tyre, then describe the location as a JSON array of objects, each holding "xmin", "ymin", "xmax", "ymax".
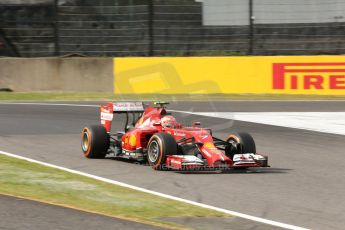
[
  {"xmin": 147, "ymin": 133, "xmax": 177, "ymax": 170},
  {"xmin": 225, "ymin": 132, "xmax": 256, "ymax": 159},
  {"xmin": 81, "ymin": 125, "xmax": 109, "ymax": 159}
]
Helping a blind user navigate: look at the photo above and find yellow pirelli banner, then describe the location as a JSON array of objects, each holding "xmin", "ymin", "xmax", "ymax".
[{"xmin": 114, "ymin": 56, "xmax": 345, "ymax": 95}]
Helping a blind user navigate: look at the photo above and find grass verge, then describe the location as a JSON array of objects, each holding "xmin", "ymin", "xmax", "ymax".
[
  {"xmin": 0, "ymin": 154, "xmax": 228, "ymax": 229},
  {"xmin": 1, "ymin": 92, "xmax": 345, "ymax": 101}
]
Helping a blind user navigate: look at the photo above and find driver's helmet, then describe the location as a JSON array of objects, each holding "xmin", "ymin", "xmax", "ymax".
[{"xmin": 161, "ymin": 115, "xmax": 177, "ymax": 128}]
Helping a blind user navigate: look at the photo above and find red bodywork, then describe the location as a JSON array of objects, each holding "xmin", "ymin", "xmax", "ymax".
[{"xmin": 100, "ymin": 102, "xmax": 262, "ymax": 169}]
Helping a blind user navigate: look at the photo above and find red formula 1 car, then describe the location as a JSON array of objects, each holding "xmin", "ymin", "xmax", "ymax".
[{"xmin": 81, "ymin": 102, "xmax": 268, "ymax": 170}]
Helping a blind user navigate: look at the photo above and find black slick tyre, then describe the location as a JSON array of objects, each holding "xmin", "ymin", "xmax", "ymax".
[
  {"xmin": 81, "ymin": 125, "xmax": 109, "ymax": 159},
  {"xmin": 147, "ymin": 132, "xmax": 177, "ymax": 170},
  {"xmin": 225, "ymin": 132, "xmax": 256, "ymax": 158}
]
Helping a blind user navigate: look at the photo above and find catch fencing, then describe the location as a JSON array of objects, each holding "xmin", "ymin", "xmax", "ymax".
[{"xmin": 0, "ymin": 0, "xmax": 344, "ymax": 57}]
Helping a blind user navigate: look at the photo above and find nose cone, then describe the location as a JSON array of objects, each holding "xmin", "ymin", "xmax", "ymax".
[{"xmin": 201, "ymin": 145, "xmax": 232, "ymax": 167}]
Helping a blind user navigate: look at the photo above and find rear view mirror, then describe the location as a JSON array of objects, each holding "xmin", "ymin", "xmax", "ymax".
[
  {"xmin": 153, "ymin": 122, "xmax": 161, "ymax": 126},
  {"xmin": 193, "ymin": 122, "xmax": 201, "ymax": 126}
]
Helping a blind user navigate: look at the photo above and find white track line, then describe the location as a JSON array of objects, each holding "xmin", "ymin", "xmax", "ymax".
[{"xmin": 0, "ymin": 150, "xmax": 308, "ymax": 230}]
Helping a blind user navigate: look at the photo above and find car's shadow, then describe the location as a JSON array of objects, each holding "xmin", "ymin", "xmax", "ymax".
[
  {"xmin": 106, "ymin": 157, "xmax": 291, "ymax": 174},
  {"xmin": 175, "ymin": 167, "xmax": 291, "ymax": 174},
  {"xmin": 106, "ymin": 157, "xmax": 145, "ymax": 165}
]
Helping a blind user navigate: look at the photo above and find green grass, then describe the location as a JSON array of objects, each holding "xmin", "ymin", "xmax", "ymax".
[
  {"xmin": 1, "ymin": 92, "xmax": 345, "ymax": 101},
  {"xmin": 0, "ymin": 154, "xmax": 227, "ymax": 229}
]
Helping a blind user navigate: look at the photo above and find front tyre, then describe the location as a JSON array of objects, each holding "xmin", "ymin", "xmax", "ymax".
[
  {"xmin": 225, "ymin": 132, "xmax": 256, "ymax": 159},
  {"xmin": 147, "ymin": 133, "xmax": 177, "ymax": 170},
  {"xmin": 81, "ymin": 125, "xmax": 109, "ymax": 159}
]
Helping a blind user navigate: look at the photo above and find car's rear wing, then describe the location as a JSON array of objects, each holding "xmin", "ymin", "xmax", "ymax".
[
  {"xmin": 112, "ymin": 102, "xmax": 145, "ymax": 113},
  {"xmin": 100, "ymin": 102, "xmax": 145, "ymax": 132}
]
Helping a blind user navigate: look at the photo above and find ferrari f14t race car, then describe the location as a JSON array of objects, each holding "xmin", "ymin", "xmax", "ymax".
[{"xmin": 81, "ymin": 102, "xmax": 268, "ymax": 170}]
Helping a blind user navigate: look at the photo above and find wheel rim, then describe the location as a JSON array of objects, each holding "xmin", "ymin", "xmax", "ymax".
[
  {"xmin": 228, "ymin": 139, "xmax": 237, "ymax": 146},
  {"xmin": 82, "ymin": 131, "xmax": 90, "ymax": 152},
  {"xmin": 148, "ymin": 140, "xmax": 160, "ymax": 163},
  {"xmin": 226, "ymin": 138, "xmax": 239, "ymax": 157}
]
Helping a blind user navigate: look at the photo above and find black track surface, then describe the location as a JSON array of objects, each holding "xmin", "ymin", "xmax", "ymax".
[{"xmin": 0, "ymin": 101, "xmax": 345, "ymax": 230}]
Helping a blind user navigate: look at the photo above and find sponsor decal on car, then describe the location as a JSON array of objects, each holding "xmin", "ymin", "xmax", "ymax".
[
  {"xmin": 113, "ymin": 102, "xmax": 144, "ymax": 112},
  {"xmin": 173, "ymin": 132, "xmax": 186, "ymax": 137},
  {"xmin": 101, "ymin": 112, "xmax": 113, "ymax": 121},
  {"xmin": 203, "ymin": 142, "xmax": 216, "ymax": 149},
  {"xmin": 170, "ymin": 159, "xmax": 181, "ymax": 165}
]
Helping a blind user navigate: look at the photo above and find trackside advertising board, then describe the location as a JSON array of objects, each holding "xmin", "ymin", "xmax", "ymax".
[{"xmin": 114, "ymin": 56, "xmax": 345, "ymax": 95}]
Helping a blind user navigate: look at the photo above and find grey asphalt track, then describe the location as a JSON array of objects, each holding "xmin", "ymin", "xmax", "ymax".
[
  {"xmin": 0, "ymin": 101, "xmax": 345, "ymax": 230},
  {"xmin": 0, "ymin": 194, "xmax": 163, "ymax": 230}
]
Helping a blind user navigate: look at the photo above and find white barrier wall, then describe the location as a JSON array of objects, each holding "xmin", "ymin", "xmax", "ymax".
[{"xmin": 0, "ymin": 58, "xmax": 113, "ymax": 92}]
